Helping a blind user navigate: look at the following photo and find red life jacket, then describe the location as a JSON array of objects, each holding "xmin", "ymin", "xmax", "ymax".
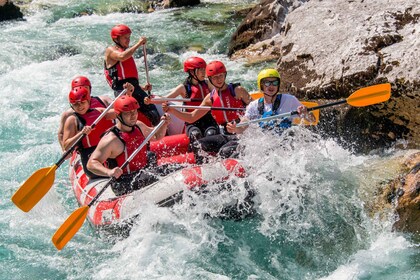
[
  {"xmin": 210, "ymin": 83, "xmax": 245, "ymax": 125},
  {"xmin": 90, "ymin": 96, "xmax": 107, "ymax": 109},
  {"xmin": 111, "ymin": 125, "xmax": 148, "ymax": 174},
  {"xmin": 104, "ymin": 47, "xmax": 139, "ymax": 90},
  {"xmin": 184, "ymin": 80, "xmax": 209, "ymax": 109},
  {"xmin": 74, "ymin": 109, "xmax": 114, "ymax": 149}
]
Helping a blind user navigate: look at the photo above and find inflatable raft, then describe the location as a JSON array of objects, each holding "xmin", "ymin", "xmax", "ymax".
[{"xmin": 68, "ymin": 128, "xmax": 252, "ymax": 230}]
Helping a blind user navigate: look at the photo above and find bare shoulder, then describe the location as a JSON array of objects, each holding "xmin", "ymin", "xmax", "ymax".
[
  {"xmin": 99, "ymin": 95, "xmax": 113, "ymax": 105},
  {"xmin": 61, "ymin": 108, "xmax": 73, "ymax": 119},
  {"xmin": 137, "ymin": 121, "xmax": 151, "ymax": 132},
  {"xmin": 235, "ymin": 86, "xmax": 251, "ymax": 102}
]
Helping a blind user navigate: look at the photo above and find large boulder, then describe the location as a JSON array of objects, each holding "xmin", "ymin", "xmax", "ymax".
[
  {"xmin": 374, "ymin": 152, "xmax": 420, "ymax": 233},
  {"xmin": 229, "ymin": 0, "xmax": 308, "ymax": 58},
  {"xmin": 229, "ymin": 0, "xmax": 419, "ymax": 153},
  {"xmin": 0, "ymin": 0, "xmax": 23, "ymax": 21}
]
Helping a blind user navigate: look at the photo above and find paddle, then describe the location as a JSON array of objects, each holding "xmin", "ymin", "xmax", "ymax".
[
  {"xmin": 148, "ymin": 97, "xmax": 204, "ymax": 104},
  {"xmin": 143, "ymin": 44, "xmax": 151, "ymax": 96},
  {"xmin": 237, "ymin": 83, "xmax": 391, "ymax": 127},
  {"xmin": 168, "ymin": 104, "xmax": 245, "ymax": 111},
  {"xmin": 11, "ymin": 89, "xmax": 128, "ymax": 212},
  {"xmin": 52, "ymin": 119, "xmax": 167, "ymax": 250}
]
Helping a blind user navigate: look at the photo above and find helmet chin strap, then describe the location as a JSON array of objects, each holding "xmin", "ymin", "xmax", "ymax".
[
  {"xmin": 114, "ymin": 39, "xmax": 125, "ymax": 50},
  {"xmin": 208, "ymin": 74, "xmax": 227, "ymax": 90},
  {"xmin": 263, "ymin": 91, "xmax": 279, "ymax": 103},
  {"xmin": 117, "ymin": 115, "xmax": 136, "ymax": 128},
  {"xmin": 189, "ymin": 69, "xmax": 203, "ymax": 83}
]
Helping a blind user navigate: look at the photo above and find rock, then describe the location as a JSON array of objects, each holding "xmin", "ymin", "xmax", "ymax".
[
  {"xmin": 229, "ymin": 0, "xmax": 420, "ymax": 153},
  {"xmin": 0, "ymin": 0, "xmax": 23, "ymax": 21},
  {"xmin": 154, "ymin": 0, "xmax": 200, "ymax": 9},
  {"xmin": 390, "ymin": 152, "xmax": 420, "ymax": 233},
  {"xmin": 229, "ymin": 0, "xmax": 308, "ymax": 57}
]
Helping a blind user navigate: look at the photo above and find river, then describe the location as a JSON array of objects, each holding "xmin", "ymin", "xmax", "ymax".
[{"xmin": 1, "ymin": 0, "xmax": 419, "ymax": 279}]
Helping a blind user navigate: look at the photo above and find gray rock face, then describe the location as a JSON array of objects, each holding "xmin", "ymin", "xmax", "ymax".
[{"xmin": 230, "ymin": 0, "xmax": 419, "ymax": 153}]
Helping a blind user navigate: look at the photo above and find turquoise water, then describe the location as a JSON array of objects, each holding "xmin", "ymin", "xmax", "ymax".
[{"xmin": 1, "ymin": 1, "xmax": 419, "ymax": 279}]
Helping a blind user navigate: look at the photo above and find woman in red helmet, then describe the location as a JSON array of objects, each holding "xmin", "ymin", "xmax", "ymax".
[
  {"xmin": 87, "ymin": 96, "xmax": 174, "ymax": 196},
  {"xmin": 163, "ymin": 60, "xmax": 252, "ymax": 161},
  {"xmin": 104, "ymin": 24, "xmax": 160, "ymax": 126},
  {"xmin": 62, "ymin": 87, "xmax": 116, "ymax": 179},
  {"xmin": 57, "ymin": 75, "xmax": 121, "ymax": 152},
  {"xmin": 147, "ymin": 56, "xmax": 219, "ymax": 140}
]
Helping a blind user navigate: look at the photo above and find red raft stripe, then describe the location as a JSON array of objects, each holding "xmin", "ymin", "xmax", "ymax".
[
  {"xmin": 222, "ymin": 158, "xmax": 247, "ymax": 178},
  {"xmin": 157, "ymin": 152, "xmax": 196, "ymax": 166},
  {"xmin": 181, "ymin": 166, "xmax": 205, "ymax": 188},
  {"xmin": 150, "ymin": 134, "xmax": 190, "ymax": 159}
]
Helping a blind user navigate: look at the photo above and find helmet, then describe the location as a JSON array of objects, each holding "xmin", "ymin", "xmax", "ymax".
[
  {"xmin": 183, "ymin": 57, "xmax": 207, "ymax": 72},
  {"xmin": 257, "ymin": 69, "xmax": 281, "ymax": 90},
  {"xmin": 110, "ymin": 24, "xmax": 132, "ymax": 39},
  {"xmin": 71, "ymin": 76, "xmax": 91, "ymax": 89},
  {"xmin": 206, "ymin": 61, "xmax": 226, "ymax": 77},
  {"xmin": 69, "ymin": 87, "xmax": 90, "ymax": 104},
  {"xmin": 114, "ymin": 96, "xmax": 139, "ymax": 114}
]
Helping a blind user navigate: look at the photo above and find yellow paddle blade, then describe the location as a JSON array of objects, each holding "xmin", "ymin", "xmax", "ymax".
[
  {"xmin": 11, "ymin": 165, "xmax": 57, "ymax": 212},
  {"xmin": 52, "ymin": 206, "xmax": 89, "ymax": 250},
  {"xmin": 346, "ymin": 83, "xmax": 391, "ymax": 107},
  {"xmin": 293, "ymin": 101, "xmax": 320, "ymax": 126}
]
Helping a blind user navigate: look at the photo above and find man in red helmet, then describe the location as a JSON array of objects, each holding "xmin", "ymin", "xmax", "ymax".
[
  {"xmin": 87, "ymin": 96, "xmax": 174, "ymax": 196},
  {"xmin": 57, "ymin": 75, "xmax": 123, "ymax": 151},
  {"xmin": 146, "ymin": 56, "xmax": 219, "ymax": 140},
  {"xmin": 104, "ymin": 24, "xmax": 160, "ymax": 126},
  {"xmin": 163, "ymin": 60, "xmax": 252, "ymax": 161},
  {"xmin": 62, "ymin": 87, "xmax": 116, "ymax": 179}
]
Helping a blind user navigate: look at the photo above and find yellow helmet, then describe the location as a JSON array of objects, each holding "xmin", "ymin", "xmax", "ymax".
[{"xmin": 257, "ymin": 69, "xmax": 281, "ymax": 90}]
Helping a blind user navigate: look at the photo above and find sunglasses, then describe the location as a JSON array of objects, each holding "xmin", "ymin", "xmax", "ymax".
[{"xmin": 262, "ymin": 80, "xmax": 280, "ymax": 87}]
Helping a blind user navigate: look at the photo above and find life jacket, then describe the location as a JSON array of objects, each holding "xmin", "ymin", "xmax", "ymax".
[
  {"xmin": 90, "ymin": 96, "xmax": 107, "ymax": 109},
  {"xmin": 110, "ymin": 125, "xmax": 148, "ymax": 174},
  {"xmin": 74, "ymin": 109, "xmax": 114, "ymax": 149},
  {"xmin": 183, "ymin": 79, "xmax": 209, "ymax": 108},
  {"xmin": 210, "ymin": 83, "xmax": 245, "ymax": 125},
  {"xmin": 104, "ymin": 47, "xmax": 139, "ymax": 90},
  {"xmin": 257, "ymin": 95, "xmax": 292, "ymax": 130}
]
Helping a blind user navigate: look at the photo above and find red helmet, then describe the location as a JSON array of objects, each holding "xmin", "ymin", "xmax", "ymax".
[
  {"xmin": 111, "ymin": 24, "xmax": 132, "ymax": 39},
  {"xmin": 183, "ymin": 57, "xmax": 207, "ymax": 72},
  {"xmin": 69, "ymin": 87, "xmax": 90, "ymax": 104},
  {"xmin": 206, "ymin": 60, "xmax": 226, "ymax": 77},
  {"xmin": 71, "ymin": 76, "xmax": 91, "ymax": 89},
  {"xmin": 114, "ymin": 96, "xmax": 139, "ymax": 114}
]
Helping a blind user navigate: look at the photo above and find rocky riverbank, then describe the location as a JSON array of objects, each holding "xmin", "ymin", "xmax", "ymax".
[
  {"xmin": 229, "ymin": 1, "xmax": 419, "ymax": 234},
  {"xmin": 229, "ymin": 0, "xmax": 419, "ymax": 154}
]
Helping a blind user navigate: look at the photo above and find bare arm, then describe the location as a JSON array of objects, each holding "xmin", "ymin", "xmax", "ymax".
[
  {"xmin": 166, "ymin": 84, "xmax": 187, "ymax": 98},
  {"xmin": 87, "ymin": 133, "xmax": 124, "ymax": 178},
  {"xmin": 98, "ymin": 95, "xmax": 113, "ymax": 107},
  {"xmin": 137, "ymin": 114, "xmax": 170, "ymax": 140},
  {"xmin": 235, "ymin": 86, "xmax": 252, "ymax": 105},
  {"xmin": 62, "ymin": 116, "xmax": 92, "ymax": 151},
  {"xmin": 104, "ymin": 37, "xmax": 146, "ymax": 68},
  {"xmin": 226, "ymin": 116, "xmax": 249, "ymax": 134},
  {"xmin": 162, "ymin": 95, "xmax": 211, "ymax": 123},
  {"xmin": 144, "ymin": 84, "xmax": 186, "ymax": 105},
  {"xmin": 58, "ymin": 109, "xmax": 73, "ymax": 150}
]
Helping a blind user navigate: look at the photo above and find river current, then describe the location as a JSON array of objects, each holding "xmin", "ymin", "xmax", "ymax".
[{"xmin": 1, "ymin": 1, "xmax": 419, "ymax": 279}]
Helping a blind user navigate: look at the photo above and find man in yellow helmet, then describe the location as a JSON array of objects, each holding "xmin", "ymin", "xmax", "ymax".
[{"xmin": 227, "ymin": 68, "xmax": 315, "ymax": 134}]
